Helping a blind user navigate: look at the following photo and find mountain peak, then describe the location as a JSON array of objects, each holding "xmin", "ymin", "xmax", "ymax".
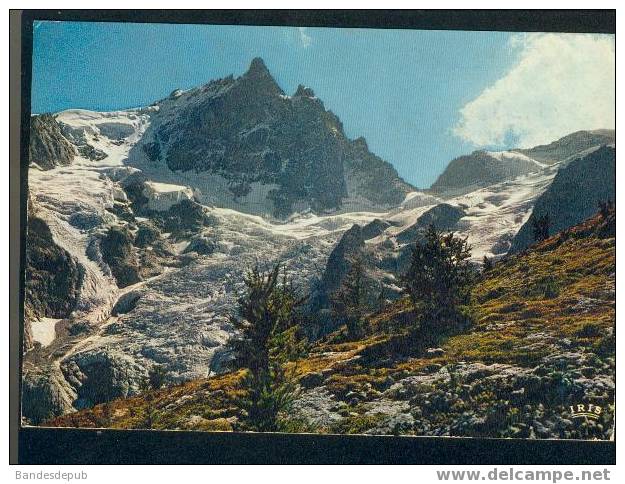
[
  {"xmin": 241, "ymin": 57, "xmax": 283, "ymax": 96},
  {"xmin": 352, "ymin": 136, "xmax": 369, "ymax": 151},
  {"xmin": 246, "ymin": 57, "xmax": 271, "ymax": 76},
  {"xmin": 294, "ymin": 84, "xmax": 315, "ymax": 98}
]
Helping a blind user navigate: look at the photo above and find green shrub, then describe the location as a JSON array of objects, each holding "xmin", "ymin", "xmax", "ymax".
[
  {"xmin": 524, "ymin": 276, "xmax": 560, "ymax": 299},
  {"xmin": 575, "ymin": 322, "xmax": 602, "ymax": 338}
]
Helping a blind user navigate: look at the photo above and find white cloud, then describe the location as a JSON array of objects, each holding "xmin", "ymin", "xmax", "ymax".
[
  {"xmin": 454, "ymin": 33, "xmax": 615, "ymax": 148},
  {"xmin": 298, "ymin": 27, "xmax": 312, "ymax": 48}
]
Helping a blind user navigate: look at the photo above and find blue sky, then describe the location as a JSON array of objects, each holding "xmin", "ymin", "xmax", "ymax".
[{"xmin": 31, "ymin": 22, "xmax": 615, "ymax": 188}]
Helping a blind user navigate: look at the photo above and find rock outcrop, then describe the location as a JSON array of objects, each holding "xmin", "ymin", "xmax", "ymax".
[
  {"xmin": 509, "ymin": 145, "xmax": 615, "ymax": 253},
  {"xmin": 396, "ymin": 203, "xmax": 465, "ymax": 244},
  {"xmin": 29, "ymin": 114, "xmax": 76, "ymax": 170},
  {"xmin": 515, "ymin": 129, "xmax": 615, "ymax": 164},
  {"xmin": 99, "ymin": 226, "xmax": 141, "ymax": 288},
  {"xmin": 21, "ymin": 370, "xmax": 77, "ymax": 425},
  {"xmin": 24, "ymin": 216, "xmax": 83, "ymax": 346}
]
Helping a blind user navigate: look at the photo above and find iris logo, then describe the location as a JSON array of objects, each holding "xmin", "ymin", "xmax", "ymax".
[{"xmin": 568, "ymin": 403, "xmax": 602, "ymax": 420}]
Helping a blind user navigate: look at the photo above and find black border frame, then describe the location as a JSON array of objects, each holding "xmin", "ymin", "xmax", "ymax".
[{"xmin": 11, "ymin": 9, "xmax": 616, "ymax": 465}]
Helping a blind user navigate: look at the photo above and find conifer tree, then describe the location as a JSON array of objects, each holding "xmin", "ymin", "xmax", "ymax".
[
  {"xmin": 531, "ymin": 213, "xmax": 550, "ymax": 242},
  {"xmin": 230, "ymin": 263, "xmax": 306, "ymax": 431},
  {"xmin": 331, "ymin": 257, "xmax": 369, "ymax": 340},
  {"xmin": 482, "ymin": 255, "xmax": 493, "ymax": 272},
  {"xmin": 148, "ymin": 365, "xmax": 168, "ymax": 390},
  {"xmin": 599, "ymin": 199, "xmax": 614, "ymax": 219},
  {"xmin": 402, "ymin": 225, "xmax": 473, "ymax": 338}
]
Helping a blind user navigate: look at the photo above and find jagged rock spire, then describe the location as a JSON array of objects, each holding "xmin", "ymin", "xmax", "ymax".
[
  {"xmin": 294, "ymin": 84, "xmax": 315, "ymax": 98},
  {"xmin": 242, "ymin": 57, "xmax": 284, "ymax": 96},
  {"xmin": 246, "ymin": 57, "xmax": 271, "ymax": 77}
]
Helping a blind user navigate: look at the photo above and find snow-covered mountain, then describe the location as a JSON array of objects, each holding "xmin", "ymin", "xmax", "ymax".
[
  {"xmin": 429, "ymin": 149, "xmax": 546, "ymax": 197},
  {"xmin": 21, "ymin": 60, "xmax": 616, "ymax": 423},
  {"xmin": 127, "ymin": 57, "xmax": 412, "ymax": 217},
  {"xmin": 429, "ymin": 130, "xmax": 615, "ymax": 197},
  {"xmin": 514, "ymin": 129, "xmax": 615, "ymax": 164}
]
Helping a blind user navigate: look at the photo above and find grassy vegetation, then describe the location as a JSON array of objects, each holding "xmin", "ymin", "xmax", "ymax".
[{"xmin": 47, "ymin": 211, "xmax": 615, "ymax": 436}]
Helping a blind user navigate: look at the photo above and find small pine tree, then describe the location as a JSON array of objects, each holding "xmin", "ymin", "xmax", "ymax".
[
  {"xmin": 331, "ymin": 257, "xmax": 369, "ymax": 340},
  {"xmin": 482, "ymin": 255, "xmax": 493, "ymax": 272},
  {"xmin": 229, "ymin": 263, "xmax": 306, "ymax": 432},
  {"xmin": 402, "ymin": 225, "xmax": 473, "ymax": 338},
  {"xmin": 138, "ymin": 377, "xmax": 158, "ymax": 429},
  {"xmin": 531, "ymin": 213, "xmax": 550, "ymax": 242},
  {"xmin": 148, "ymin": 365, "xmax": 168, "ymax": 390},
  {"xmin": 598, "ymin": 199, "xmax": 614, "ymax": 219},
  {"xmin": 140, "ymin": 397, "xmax": 158, "ymax": 429},
  {"xmin": 97, "ymin": 402, "xmax": 113, "ymax": 428}
]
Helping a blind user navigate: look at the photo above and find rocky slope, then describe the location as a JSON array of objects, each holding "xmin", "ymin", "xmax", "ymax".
[
  {"xmin": 47, "ymin": 210, "xmax": 615, "ymax": 439},
  {"xmin": 29, "ymin": 114, "xmax": 76, "ymax": 170},
  {"xmin": 510, "ymin": 145, "xmax": 615, "ymax": 253},
  {"xmin": 313, "ymin": 202, "xmax": 468, "ymax": 331},
  {"xmin": 430, "ymin": 150, "xmax": 544, "ymax": 197},
  {"xmin": 23, "ymin": 216, "xmax": 83, "ymax": 352}
]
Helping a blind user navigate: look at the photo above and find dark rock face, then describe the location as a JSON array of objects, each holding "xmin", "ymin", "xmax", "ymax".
[
  {"xmin": 396, "ymin": 203, "xmax": 465, "ymax": 244},
  {"xmin": 343, "ymin": 137, "xmax": 414, "ymax": 207},
  {"xmin": 24, "ymin": 216, "xmax": 83, "ymax": 327},
  {"xmin": 100, "ymin": 226, "xmax": 141, "ymax": 288},
  {"xmin": 112, "ymin": 291, "xmax": 141, "ymax": 316},
  {"xmin": 68, "ymin": 211, "xmax": 106, "ymax": 230},
  {"xmin": 142, "ymin": 141, "xmax": 161, "ymax": 162},
  {"xmin": 96, "ymin": 122, "xmax": 135, "ymax": 141},
  {"xmin": 509, "ymin": 145, "xmax": 616, "ymax": 253},
  {"xmin": 515, "ymin": 130, "xmax": 615, "ymax": 164},
  {"xmin": 321, "ymin": 224, "xmax": 365, "ymax": 296},
  {"xmin": 29, "ymin": 114, "xmax": 76, "ymax": 170},
  {"xmin": 151, "ymin": 58, "xmax": 412, "ymax": 216},
  {"xmin": 183, "ymin": 235, "xmax": 216, "ymax": 255},
  {"xmin": 134, "ymin": 221, "xmax": 161, "ymax": 247},
  {"xmin": 361, "ymin": 218, "xmax": 391, "ymax": 240},
  {"xmin": 308, "ymin": 224, "xmax": 368, "ymax": 335},
  {"xmin": 21, "ymin": 371, "xmax": 75, "ymax": 424},
  {"xmin": 430, "ymin": 151, "xmax": 538, "ymax": 196},
  {"xmin": 77, "ymin": 143, "xmax": 108, "ymax": 161},
  {"xmin": 155, "ymin": 199, "xmax": 216, "ymax": 238},
  {"xmin": 61, "ymin": 351, "xmax": 140, "ymax": 409},
  {"xmin": 314, "ymin": 221, "xmax": 401, "ymax": 329},
  {"xmin": 120, "ymin": 177, "xmax": 150, "ymax": 212}
]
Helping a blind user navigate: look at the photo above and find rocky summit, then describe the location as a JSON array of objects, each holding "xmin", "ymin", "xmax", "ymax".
[{"xmin": 135, "ymin": 57, "xmax": 413, "ymax": 217}]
